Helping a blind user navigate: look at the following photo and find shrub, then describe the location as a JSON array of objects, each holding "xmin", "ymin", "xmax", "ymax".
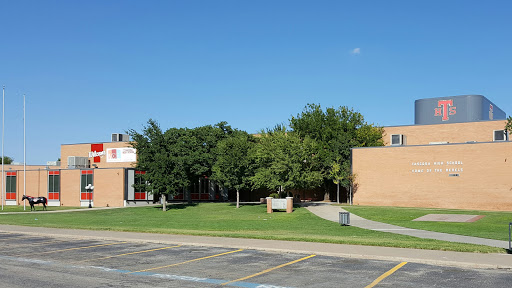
[{"xmin": 268, "ymin": 192, "xmax": 279, "ymax": 198}]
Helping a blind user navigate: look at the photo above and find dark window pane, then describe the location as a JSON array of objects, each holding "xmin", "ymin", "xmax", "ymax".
[{"xmin": 54, "ymin": 175, "xmax": 60, "ymax": 192}]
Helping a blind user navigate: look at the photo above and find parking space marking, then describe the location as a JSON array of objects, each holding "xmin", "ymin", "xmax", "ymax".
[
  {"xmin": 365, "ymin": 262, "xmax": 407, "ymax": 288},
  {"xmin": 2, "ymin": 253, "xmax": 289, "ymax": 288},
  {"xmin": 78, "ymin": 245, "xmax": 181, "ymax": 263},
  {"xmin": 129, "ymin": 249, "xmax": 244, "ymax": 274},
  {"xmin": 221, "ymin": 254, "xmax": 316, "ymax": 286},
  {"xmin": 14, "ymin": 241, "xmax": 128, "ymax": 257}
]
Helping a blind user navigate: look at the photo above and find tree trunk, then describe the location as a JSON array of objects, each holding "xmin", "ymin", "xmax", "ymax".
[
  {"xmin": 162, "ymin": 194, "xmax": 167, "ymax": 211},
  {"xmin": 336, "ymin": 182, "xmax": 340, "ymax": 204},
  {"xmin": 236, "ymin": 189, "xmax": 240, "ymax": 208},
  {"xmin": 349, "ymin": 185, "xmax": 353, "ymax": 205}
]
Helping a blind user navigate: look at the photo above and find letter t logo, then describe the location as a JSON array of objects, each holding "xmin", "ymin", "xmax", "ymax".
[{"xmin": 436, "ymin": 100, "xmax": 454, "ymax": 121}]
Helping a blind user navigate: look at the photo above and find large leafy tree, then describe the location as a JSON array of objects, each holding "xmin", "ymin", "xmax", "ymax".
[
  {"xmin": 187, "ymin": 121, "xmax": 233, "ymax": 181},
  {"xmin": 290, "ymin": 104, "xmax": 383, "ymax": 201},
  {"xmin": 251, "ymin": 125, "xmax": 323, "ymax": 194},
  {"xmin": 211, "ymin": 130, "xmax": 256, "ymax": 208},
  {"xmin": 128, "ymin": 120, "xmax": 190, "ymax": 211},
  {"xmin": 129, "ymin": 120, "xmax": 233, "ymax": 211}
]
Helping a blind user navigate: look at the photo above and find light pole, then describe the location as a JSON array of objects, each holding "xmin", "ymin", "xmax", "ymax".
[{"xmin": 85, "ymin": 184, "xmax": 94, "ymax": 208}]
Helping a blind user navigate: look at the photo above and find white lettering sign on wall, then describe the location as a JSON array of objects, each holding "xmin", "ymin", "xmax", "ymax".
[
  {"xmin": 88, "ymin": 151, "xmax": 106, "ymax": 158},
  {"xmin": 410, "ymin": 160, "xmax": 464, "ymax": 174},
  {"xmin": 106, "ymin": 148, "xmax": 137, "ymax": 163}
]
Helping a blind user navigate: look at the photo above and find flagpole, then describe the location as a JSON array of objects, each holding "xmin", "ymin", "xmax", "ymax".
[
  {"xmin": 23, "ymin": 95, "xmax": 26, "ymax": 211},
  {"xmin": 1, "ymin": 86, "xmax": 4, "ymax": 211}
]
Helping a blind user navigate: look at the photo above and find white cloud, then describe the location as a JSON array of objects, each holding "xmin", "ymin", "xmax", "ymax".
[{"xmin": 351, "ymin": 48, "xmax": 361, "ymax": 55}]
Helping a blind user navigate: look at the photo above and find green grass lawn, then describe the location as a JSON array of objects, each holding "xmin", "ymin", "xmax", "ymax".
[
  {"xmin": 342, "ymin": 205, "xmax": 512, "ymax": 241},
  {"xmin": 0, "ymin": 206, "xmax": 85, "ymax": 212},
  {"xmin": 0, "ymin": 203, "xmax": 505, "ymax": 253}
]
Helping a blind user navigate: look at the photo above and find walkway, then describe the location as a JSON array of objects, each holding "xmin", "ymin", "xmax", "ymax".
[{"xmin": 304, "ymin": 202, "xmax": 510, "ymax": 249}]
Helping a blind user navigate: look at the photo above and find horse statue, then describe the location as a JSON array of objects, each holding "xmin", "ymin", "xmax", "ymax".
[{"xmin": 22, "ymin": 195, "xmax": 48, "ymax": 211}]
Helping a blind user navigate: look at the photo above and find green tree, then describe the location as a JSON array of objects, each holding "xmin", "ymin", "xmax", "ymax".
[
  {"xmin": 251, "ymin": 125, "xmax": 323, "ymax": 195},
  {"xmin": 505, "ymin": 116, "xmax": 512, "ymax": 134},
  {"xmin": 1, "ymin": 156, "xmax": 13, "ymax": 164},
  {"xmin": 187, "ymin": 121, "xmax": 233, "ymax": 182},
  {"xmin": 129, "ymin": 120, "xmax": 234, "ymax": 210},
  {"xmin": 211, "ymin": 131, "xmax": 256, "ymax": 208},
  {"xmin": 290, "ymin": 104, "xmax": 383, "ymax": 202},
  {"xmin": 129, "ymin": 119, "xmax": 190, "ymax": 211},
  {"xmin": 330, "ymin": 159, "xmax": 352, "ymax": 204}
]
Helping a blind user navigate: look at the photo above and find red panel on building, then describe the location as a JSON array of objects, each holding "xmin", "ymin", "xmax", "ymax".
[{"xmin": 91, "ymin": 144, "xmax": 103, "ymax": 163}]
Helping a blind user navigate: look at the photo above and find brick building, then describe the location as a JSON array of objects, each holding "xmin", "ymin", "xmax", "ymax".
[
  {"xmin": 351, "ymin": 95, "xmax": 511, "ymax": 211},
  {"xmin": 1, "ymin": 132, "xmax": 227, "ymax": 208}
]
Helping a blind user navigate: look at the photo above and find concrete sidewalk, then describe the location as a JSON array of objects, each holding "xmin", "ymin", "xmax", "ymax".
[
  {"xmin": 0, "ymin": 224, "xmax": 510, "ymax": 270},
  {"xmin": 304, "ymin": 202, "xmax": 510, "ymax": 249}
]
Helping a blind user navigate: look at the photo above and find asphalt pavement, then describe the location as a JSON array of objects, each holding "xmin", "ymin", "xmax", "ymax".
[{"xmin": 0, "ymin": 223, "xmax": 510, "ymax": 270}]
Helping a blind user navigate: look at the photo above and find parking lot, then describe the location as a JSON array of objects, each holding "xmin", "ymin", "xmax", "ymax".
[{"xmin": 0, "ymin": 232, "xmax": 510, "ymax": 288}]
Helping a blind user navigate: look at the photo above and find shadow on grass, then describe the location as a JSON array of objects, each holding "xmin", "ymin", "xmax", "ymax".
[
  {"xmin": 153, "ymin": 203, "xmax": 198, "ymax": 211},
  {"xmin": 228, "ymin": 202, "xmax": 263, "ymax": 207}
]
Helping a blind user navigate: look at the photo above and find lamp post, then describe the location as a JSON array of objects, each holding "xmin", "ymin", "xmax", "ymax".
[{"xmin": 85, "ymin": 184, "xmax": 94, "ymax": 208}]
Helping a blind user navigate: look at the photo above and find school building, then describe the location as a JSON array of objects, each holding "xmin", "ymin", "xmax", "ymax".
[
  {"xmin": 2, "ymin": 95, "xmax": 511, "ymax": 211},
  {"xmin": 351, "ymin": 95, "xmax": 512, "ymax": 211},
  {"xmin": 0, "ymin": 132, "xmax": 227, "ymax": 208}
]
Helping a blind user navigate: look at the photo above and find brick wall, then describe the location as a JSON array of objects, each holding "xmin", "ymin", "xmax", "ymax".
[
  {"xmin": 61, "ymin": 142, "xmax": 135, "ymax": 169},
  {"xmin": 383, "ymin": 120, "xmax": 508, "ymax": 146},
  {"xmin": 352, "ymin": 141, "xmax": 512, "ymax": 211}
]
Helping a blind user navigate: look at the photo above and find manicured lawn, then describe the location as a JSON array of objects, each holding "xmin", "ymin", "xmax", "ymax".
[
  {"xmin": 0, "ymin": 206, "xmax": 85, "ymax": 212},
  {"xmin": 342, "ymin": 205, "xmax": 512, "ymax": 241},
  {"xmin": 0, "ymin": 203, "xmax": 505, "ymax": 253}
]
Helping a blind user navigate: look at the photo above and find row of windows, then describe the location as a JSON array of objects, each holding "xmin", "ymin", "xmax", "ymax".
[
  {"xmin": 390, "ymin": 130, "xmax": 509, "ymax": 146},
  {"xmin": 4, "ymin": 170, "xmax": 149, "ymax": 202},
  {"xmin": 4, "ymin": 170, "xmax": 94, "ymax": 201}
]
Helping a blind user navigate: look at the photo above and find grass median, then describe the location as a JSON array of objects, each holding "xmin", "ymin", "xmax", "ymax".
[
  {"xmin": 342, "ymin": 205, "xmax": 512, "ymax": 241},
  {"xmin": 0, "ymin": 203, "xmax": 505, "ymax": 253}
]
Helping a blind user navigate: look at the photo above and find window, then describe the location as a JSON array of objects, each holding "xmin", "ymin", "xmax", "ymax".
[
  {"xmin": 6, "ymin": 172, "xmax": 16, "ymax": 200},
  {"xmin": 134, "ymin": 171, "xmax": 146, "ymax": 200},
  {"xmin": 191, "ymin": 177, "xmax": 210, "ymax": 200},
  {"xmin": 80, "ymin": 170, "xmax": 94, "ymax": 201},
  {"xmin": 391, "ymin": 134, "xmax": 404, "ymax": 146},
  {"xmin": 493, "ymin": 130, "xmax": 508, "ymax": 141},
  {"xmin": 48, "ymin": 170, "xmax": 60, "ymax": 200}
]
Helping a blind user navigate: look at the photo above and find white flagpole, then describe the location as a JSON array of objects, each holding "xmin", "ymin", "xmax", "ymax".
[
  {"xmin": 23, "ymin": 95, "xmax": 26, "ymax": 211},
  {"xmin": 1, "ymin": 86, "xmax": 4, "ymax": 211}
]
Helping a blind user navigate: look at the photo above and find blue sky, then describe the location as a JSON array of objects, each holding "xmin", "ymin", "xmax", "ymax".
[{"xmin": 1, "ymin": 0, "xmax": 511, "ymax": 164}]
